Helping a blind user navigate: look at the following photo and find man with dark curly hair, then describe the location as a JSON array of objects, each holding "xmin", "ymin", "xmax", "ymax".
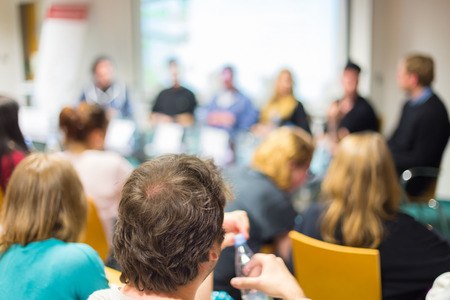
[{"xmin": 88, "ymin": 154, "xmax": 249, "ymax": 300}]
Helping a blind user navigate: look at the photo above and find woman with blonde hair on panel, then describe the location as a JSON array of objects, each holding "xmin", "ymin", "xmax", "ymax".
[
  {"xmin": 297, "ymin": 132, "xmax": 450, "ymax": 300},
  {"xmin": 214, "ymin": 126, "xmax": 314, "ymax": 300},
  {"xmin": 0, "ymin": 153, "xmax": 108, "ymax": 299},
  {"xmin": 59, "ymin": 103, "xmax": 133, "ymax": 250},
  {"xmin": 253, "ymin": 70, "xmax": 310, "ymax": 137}
]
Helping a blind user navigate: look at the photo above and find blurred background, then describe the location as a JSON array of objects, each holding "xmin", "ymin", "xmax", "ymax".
[{"xmin": 1, "ymin": 0, "xmax": 450, "ymax": 199}]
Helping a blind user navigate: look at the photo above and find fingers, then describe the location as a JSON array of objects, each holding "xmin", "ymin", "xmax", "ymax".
[
  {"xmin": 221, "ymin": 233, "xmax": 235, "ymax": 249},
  {"xmin": 230, "ymin": 277, "xmax": 260, "ymax": 290},
  {"xmin": 242, "ymin": 253, "xmax": 275, "ymax": 274},
  {"xmin": 233, "ymin": 211, "xmax": 249, "ymax": 239},
  {"xmin": 223, "ymin": 210, "xmax": 249, "ymax": 239}
]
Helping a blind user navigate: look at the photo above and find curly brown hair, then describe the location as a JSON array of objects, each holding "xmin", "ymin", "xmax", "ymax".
[{"xmin": 113, "ymin": 154, "xmax": 232, "ymax": 292}]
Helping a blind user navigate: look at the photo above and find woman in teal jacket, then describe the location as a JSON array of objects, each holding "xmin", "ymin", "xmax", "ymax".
[{"xmin": 0, "ymin": 153, "xmax": 109, "ymax": 299}]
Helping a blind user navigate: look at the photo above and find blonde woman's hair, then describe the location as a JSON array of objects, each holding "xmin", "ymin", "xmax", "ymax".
[
  {"xmin": 260, "ymin": 70, "xmax": 297, "ymax": 123},
  {"xmin": 320, "ymin": 132, "xmax": 401, "ymax": 248},
  {"xmin": 252, "ymin": 126, "xmax": 314, "ymax": 191},
  {"xmin": 274, "ymin": 69, "xmax": 294, "ymax": 97},
  {"xmin": 0, "ymin": 153, "xmax": 87, "ymax": 253}
]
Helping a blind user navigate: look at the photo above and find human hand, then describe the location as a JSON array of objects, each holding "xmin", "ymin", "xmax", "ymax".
[
  {"xmin": 207, "ymin": 111, "xmax": 236, "ymax": 127},
  {"xmin": 222, "ymin": 210, "xmax": 249, "ymax": 249},
  {"xmin": 230, "ymin": 253, "xmax": 306, "ymax": 300}
]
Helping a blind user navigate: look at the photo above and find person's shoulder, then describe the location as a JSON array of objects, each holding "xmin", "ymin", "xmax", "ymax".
[
  {"xmin": 428, "ymin": 93, "xmax": 449, "ymax": 111},
  {"xmin": 41, "ymin": 240, "xmax": 103, "ymax": 269},
  {"xmin": 303, "ymin": 201, "xmax": 326, "ymax": 219},
  {"xmin": 222, "ymin": 165, "xmax": 249, "ymax": 180},
  {"xmin": 234, "ymin": 89, "xmax": 251, "ymax": 101},
  {"xmin": 295, "ymin": 202, "xmax": 325, "ymax": 238},
  {"xmin": 179, "ymin": 85, "xmax": 194, "ymax": 94},
  {"xmin": 386, "ymin": 212, "xmax": 446, "ymax": 239},
  {"xmin": 354, "ymin": 95, "xmax": 376, "ymax": 111},
  {"xmin": 154, "ymin": 87, "xmax": 171, "ymax": 100},
  {"xmin": 58, "ymin": 242, "xmax": 107, "ymax": 282},
  {"xmin": 294, "ymin": 99, "xmax": 306, "ymax": 109},
  {"xmin": 83, "ymin": 150, "xmax": 129, "ymax": 164},
  {"xmin": 88, "ymin": 287, "xmax": 117, "ymax": 300},
  {"xmin": 60, "ymin": 242, "xmax": 103, "ymax": 263},
  {"xmin": 356, "ymin": 95, "xmax": 371, "ymax": 106},
  {"xmin": 416, "ymin": 93, "xmax": 449, "ymax": 123}
]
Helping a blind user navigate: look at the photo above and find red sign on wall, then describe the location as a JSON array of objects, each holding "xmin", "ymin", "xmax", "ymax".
[{"xmin": 47, "ymin": 4, "xmax": 89, "ymax": 20}]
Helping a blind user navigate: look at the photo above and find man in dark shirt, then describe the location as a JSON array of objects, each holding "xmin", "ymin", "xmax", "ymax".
[
  {"xmin": 150, "ymin": 59, "xmax": 197, "ymax": 127},
  {"xmin": 327, "ymin": 61, "xmax": 379, "ymax": 140},
  {"xmin": 388, "ymin": 54, "xmax": 450, "ymax": 175}
]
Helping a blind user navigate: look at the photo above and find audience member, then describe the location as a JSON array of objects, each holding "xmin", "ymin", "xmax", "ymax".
[
  {"xmin": 253, "ymin": 69, "xmax": 311, "ymax": 136},
  {"xmin": 206, "ymin": 66, "xmax": 259, "ymax": 136},
  {"xmin": 388, "ymin": 54, "xmax": 450, "ymax": 175},
  {"xmin": 0, "ymin": 96, "xmax": 29, "ymax": 191},
  {"xmin": 0, "ymin": 153, "xmax": 109, "ymax": 299},
  {"xmin": 151, "ymin": 59, "xmax": 197, "ymax": 127},
  {"xmin": 59, "ymin": 103, "xmax": 133, "ymax": 248},
  {"xmin": 326, "ymin": 61, "xmax": 379, "ymax": 141},
  {"xmin": 297, "ymin": 132, "xmax": 450, "ymax": 300},
  {"xmin": 214, "ymin": 126, "xmax": 314, "ymax": 300},
  {"xmin": 80, "ymin": 56, "xmax": 133, "ymax": 119},
  {"xmin": 88, "ymin": 154, "xmax": 247, "ymax": 299}
]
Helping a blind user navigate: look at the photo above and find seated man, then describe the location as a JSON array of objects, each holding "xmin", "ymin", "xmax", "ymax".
[
  {"xmin": 88, "ymin": 153, "xmax": 309, "ymax": 300},
  {"xmin": 151, "ymin": 59, "xmax": 197, "ymax": 127},
  {"xmin": 327, "ymin": 60, "xmax": 379, "ymax": 141},
  {"xmin": 388, "ymin": 54, "xmax": 450, "ymax": 175},
  {"xmin": 80, "ymin": 56, "xmax": 133, "ymax": 119},
  {"xmin": 206, "ymin": 66, "xmax": 259, "ymax": 137},
  {"xmin": 310, "ymin": 61, "xmax": 378, "ymax": 178}
]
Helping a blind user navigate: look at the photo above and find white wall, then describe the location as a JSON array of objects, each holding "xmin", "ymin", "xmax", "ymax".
[
  {"xmin": 370, "ymin": 0, "xmax": 450, "ymax": 199},
  {"xmin": 0, "ymin": 0, "xmax": 139, "ymax": 104},
  {"xmin": 348, "ymin": 0, "xmax": 372, "ymax": 98},
  {"xmin": 0, "ymin": 0, "xmax": 24, "ymax": 102},
  {"xmin": 78, "ymin": 0, "xmax": 138, "ymax": 97}
]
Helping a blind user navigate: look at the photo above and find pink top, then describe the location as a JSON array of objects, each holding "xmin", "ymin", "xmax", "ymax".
[
  {"xmin": 59, "ymin": 150, "xmax": 133, "ymax": 246},
  {"xmin": 1, "ymin": 150, "xmax": 26, "ymax": 191}
]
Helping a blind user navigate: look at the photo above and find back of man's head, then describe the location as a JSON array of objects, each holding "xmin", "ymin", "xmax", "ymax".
[
  {"xmin": 113, "ymin": 154, "xmax": 231, "ymax": 293},
  {"xmin": 404, "ymin": 54, "xmax": 434, "ymax": 87}
]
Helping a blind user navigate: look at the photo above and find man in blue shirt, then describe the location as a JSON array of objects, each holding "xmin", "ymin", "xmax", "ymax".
[{"xmin": 206, "ymin": 66, "xmax": 259, "ymax": 137}]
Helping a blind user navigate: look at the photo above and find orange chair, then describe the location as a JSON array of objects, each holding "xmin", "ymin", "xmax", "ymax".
[
  {"xmin": 0, "ymin": 187, "xmax": 3, "ymax": 210},
  {"xmin": 1, "ymin": 190, "xmax": 109, "ymax": 262},
  {"xmin": 80, "ymin": 199, "xmax": 110, "ymax": 262},
  {"xmin": 289, "ymin": 231, "xmax": 381, "ymax": 300},
  {"xmin": 105, "ymin": 266, "xmax": 124, "ymax": 287}
]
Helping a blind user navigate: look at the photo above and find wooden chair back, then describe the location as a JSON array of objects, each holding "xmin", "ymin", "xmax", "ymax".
[{"xmin": 289, "ymin": 231, "xmax": 381, "ymax": 300}]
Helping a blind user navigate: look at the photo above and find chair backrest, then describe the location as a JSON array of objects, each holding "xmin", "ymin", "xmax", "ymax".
[
  {"xmin": 105, "ymin": 266, "xmax": 124, "ymax": 287},
  {"xmin": 289, "ymin": 231, "xmax": 381, "ymax": 300},
  {"xmin": 400, "ymin": 167, "xmax": 439, "ymax": 204},
  {"xmin": 80, "ymin": 199, "xmax": 110, "ymax": 262}
]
